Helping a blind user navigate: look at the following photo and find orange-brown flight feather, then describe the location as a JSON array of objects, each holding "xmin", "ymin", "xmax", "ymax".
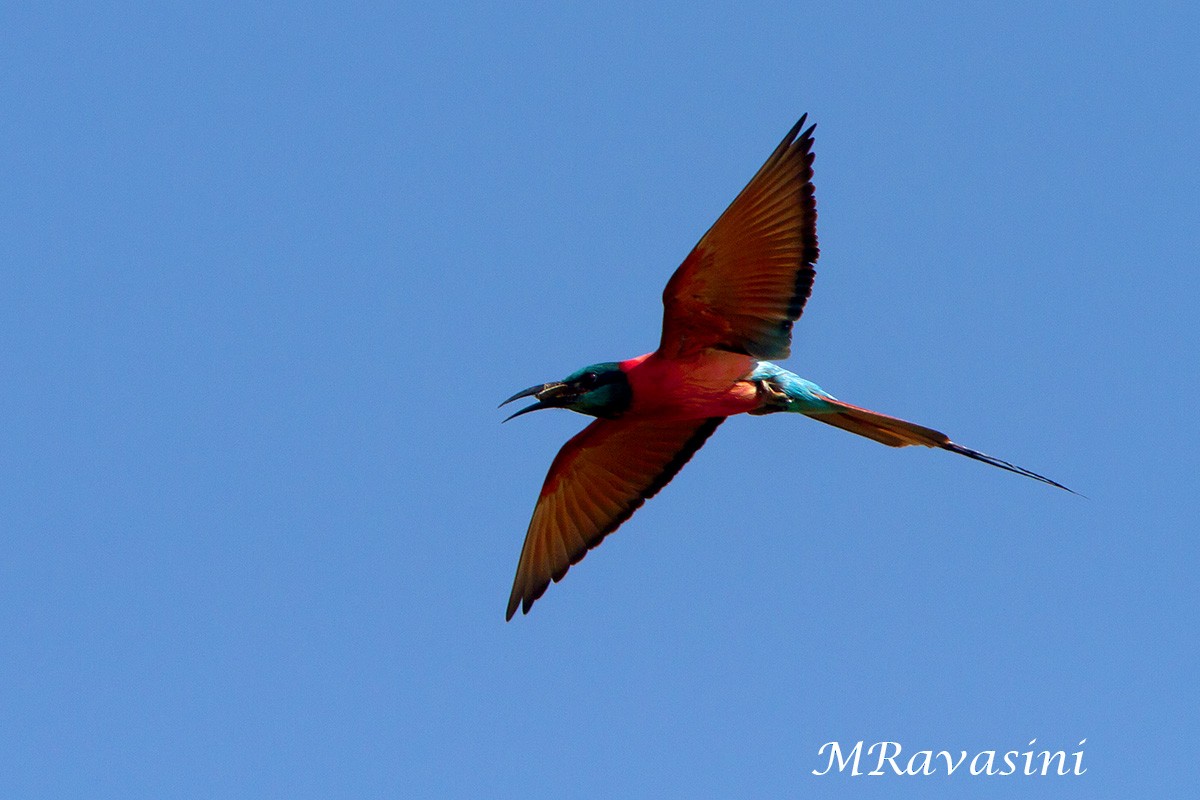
[
  {"xmin": 506, "ymin": 416, "xmax": 723, "ymax": 619},
  {"xmin": 659, "ymin": 116, "xmax": 818, "ymax": 360}
]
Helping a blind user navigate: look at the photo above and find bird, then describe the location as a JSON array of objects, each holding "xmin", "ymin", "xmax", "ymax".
[{"xmin": 500, "ymin": 115, "xmax": 1072, "ymax": 620}]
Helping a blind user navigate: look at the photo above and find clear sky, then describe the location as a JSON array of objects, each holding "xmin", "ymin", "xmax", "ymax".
[{"xmin": 2, "ymin": 2, "xmax": 1196, "ymax": 798}]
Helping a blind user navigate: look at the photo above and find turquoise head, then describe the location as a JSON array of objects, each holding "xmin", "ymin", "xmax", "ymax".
[{"xmin": 500, "ymin": 362, "xmax": 632, "ymax": 421}]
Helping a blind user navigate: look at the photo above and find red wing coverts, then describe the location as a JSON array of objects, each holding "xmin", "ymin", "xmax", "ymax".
[
  {"xmin": 660, "ymin": 116, "xmax": 819, "ymax": 360},
  {"xmin": 507, "ymin": 416, "xmax": 723, "ymax": 619}
]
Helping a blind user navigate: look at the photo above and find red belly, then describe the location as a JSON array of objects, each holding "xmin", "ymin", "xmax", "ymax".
[{"xmin": 621, "ymin": 350, "xmax": 760, "ymax": 420}]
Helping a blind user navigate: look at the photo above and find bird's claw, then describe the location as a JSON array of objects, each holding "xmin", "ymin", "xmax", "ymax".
[{"xmin": 748, "ymin": 379, "xmax": 792, "ymax": 415}]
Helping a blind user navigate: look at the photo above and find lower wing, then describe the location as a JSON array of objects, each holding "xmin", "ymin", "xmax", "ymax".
[{"xmin": 507, "ymin": 415, "xmax": 724, "ymax": 619}]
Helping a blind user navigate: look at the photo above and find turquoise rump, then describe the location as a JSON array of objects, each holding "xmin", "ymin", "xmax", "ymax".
[
  {"xmin": 501, "ymin": 116, "xmax": 1072, "ymax": 620},
  {"xmin": 745, "ymin": 362, "xmax": 839, "ymax": 414}
]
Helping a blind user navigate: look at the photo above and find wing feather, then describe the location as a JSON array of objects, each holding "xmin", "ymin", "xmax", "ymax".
[
  {"xmin": 506, "ymin": 416, "xmax": 723, "ymax": 619},
  {"xmin": 660, "ymin": 116, "xmax": 818, "ymax": 359}
]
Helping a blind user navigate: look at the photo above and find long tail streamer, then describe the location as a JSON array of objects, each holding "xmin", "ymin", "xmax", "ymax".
[
  {"xmin": 939, "ymin": 441, "xmax": 1078, "ymax": 495},
  {"xmin": 808, "ymin": 398, "xmax": 1077, "ymax": 494}
]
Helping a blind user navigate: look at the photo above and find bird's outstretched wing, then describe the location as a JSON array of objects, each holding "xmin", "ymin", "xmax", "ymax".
[
  {"xmin": 507, "ymin": 416, "xmax": 723, "ymax": 619},
  {"xmin": 659, "ymin": 116, "xmax": 818, "ymax": 360}
]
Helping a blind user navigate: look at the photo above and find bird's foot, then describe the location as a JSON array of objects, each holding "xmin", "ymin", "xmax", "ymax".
[{"xmin": 748, "ymin": 379, "xmax": 793, "ymax": 415}]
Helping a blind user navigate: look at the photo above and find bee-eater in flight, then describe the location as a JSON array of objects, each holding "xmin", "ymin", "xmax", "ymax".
[{"xmin": 501, "ymin": 115, "xmax": 1071, "ymax": 620}]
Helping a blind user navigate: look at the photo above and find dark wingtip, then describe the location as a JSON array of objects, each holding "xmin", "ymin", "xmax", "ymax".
[
  {"xmin": 505, "ymin": 586, "xmax": 522, "ymax": 621},
  {"xmin": 503, "ymin": 595, "xmax": 532, "ymax": 622},
  {"xmin": 783, "ymin": 113, "xmax": 811, "ymax": 146}
]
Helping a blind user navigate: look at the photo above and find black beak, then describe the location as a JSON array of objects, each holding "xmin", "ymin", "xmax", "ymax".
[{"xmin": 498, "ymin": 382, "xmax": 570, "ymax": 422}]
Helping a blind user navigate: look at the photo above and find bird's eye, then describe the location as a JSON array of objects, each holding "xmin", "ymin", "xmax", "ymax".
[{"xmin": 579, "ymin": 372, "xmax": 598, "ymax": 389}]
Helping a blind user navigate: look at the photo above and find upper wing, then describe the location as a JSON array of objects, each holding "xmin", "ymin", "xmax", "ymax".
[
  {"xmin": 659, "ymin": 116, "xmax": 818, "ymax": 360},
  {"xmin": 506, "ymin": 416, "xmax": 723, "ymax": 619}
]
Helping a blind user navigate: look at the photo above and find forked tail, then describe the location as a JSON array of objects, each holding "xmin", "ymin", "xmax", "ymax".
[{"xmin": 809, "ymin": 398, "xmax": 1076, "ymax": 493}]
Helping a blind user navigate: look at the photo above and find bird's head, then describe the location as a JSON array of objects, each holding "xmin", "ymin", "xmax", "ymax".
[{"xmin": 500, "ymin": 362, "xmax": 632, "ymax": 422}]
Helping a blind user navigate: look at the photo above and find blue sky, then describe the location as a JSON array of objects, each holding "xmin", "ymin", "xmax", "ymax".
[{"xmin": 2, "ymin": 2, "xmax": 1196, "ymax": 798}]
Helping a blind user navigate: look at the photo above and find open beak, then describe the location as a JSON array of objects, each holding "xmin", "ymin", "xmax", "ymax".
[{"xmin": 499, "ymin": 382, "xmax": 570, "ymax": 422}]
